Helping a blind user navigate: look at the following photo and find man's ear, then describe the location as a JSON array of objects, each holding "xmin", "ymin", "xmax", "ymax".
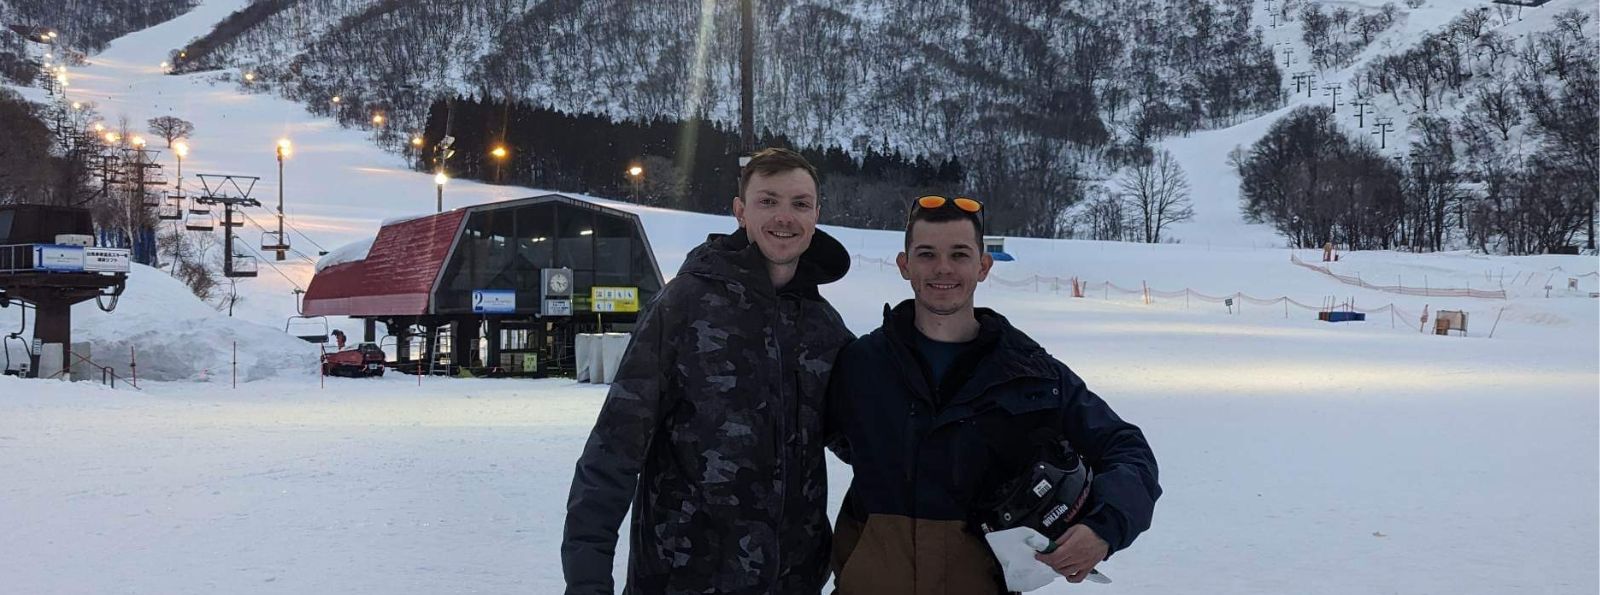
[
  {"xmin": 896, "ymin": 251, "xmax": 911, "ymax": 281},
  {"xmin": 731, "ymin": 196, "xmax": 745, "ymax": 228},
  {"xmin": 977, "ymin": 251, "xmax": 994, "ymax": 282}
]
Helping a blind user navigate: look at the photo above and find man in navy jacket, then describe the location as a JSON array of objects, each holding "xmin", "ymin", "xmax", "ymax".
[{"xmin": 828, "ymin": 196, "xmax": 1160, "ymax": 594}]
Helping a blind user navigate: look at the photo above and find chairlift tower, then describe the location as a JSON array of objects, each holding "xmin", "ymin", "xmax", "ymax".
[{"xmin": 194, "ymin": 174, "xmax": 262, "ymax": 278}]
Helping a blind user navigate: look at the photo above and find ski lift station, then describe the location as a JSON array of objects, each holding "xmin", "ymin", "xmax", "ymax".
[{"xmin": 301, "ymin": 194, "xmax": 664, "ymax": 377}]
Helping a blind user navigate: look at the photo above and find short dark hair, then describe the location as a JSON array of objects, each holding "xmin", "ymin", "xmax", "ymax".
[
  {"xmin": 739, "ymin": 148, "xmax": 820, "ymax": 198},
  {"xmin": 905, "ymin": 201, "xmax": 984, "ymax": 250}
]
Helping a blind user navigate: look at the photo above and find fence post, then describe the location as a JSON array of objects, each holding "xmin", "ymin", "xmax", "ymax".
[
  {"xmin": 129, "ymin": 347, "xmax": 137, "ymax": 388},
  {"xmin": 1488, "ymin": 307, "xmax": 1506, "ymax": 338},
  {"xmin": 232, "ymin": 341, "xmax": 237, "ymax": 389}
]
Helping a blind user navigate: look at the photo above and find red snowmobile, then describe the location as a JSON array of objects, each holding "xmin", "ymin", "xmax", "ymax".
[{"xmin": 321, "ymin": 342, "xmax": 386, "ymax": 378}]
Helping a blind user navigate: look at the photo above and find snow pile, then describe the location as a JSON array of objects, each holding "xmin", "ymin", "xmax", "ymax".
[
  {"xmin": 315, "ymin": 236, "xmax": 376, "ymax": 272},
  {"xmin": 4, "ymin": 263, "xmax": 319, "ymax": 382}
]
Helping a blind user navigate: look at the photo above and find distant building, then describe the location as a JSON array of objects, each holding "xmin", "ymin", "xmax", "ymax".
[{"xmin": 303, "ymin": 194, "xmax": 664, "ymax": 376}]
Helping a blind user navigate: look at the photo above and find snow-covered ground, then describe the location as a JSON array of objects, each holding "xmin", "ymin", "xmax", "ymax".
[{"xmin": 1, "ymin": 0, "xmax": 1596, "ymax": 593}]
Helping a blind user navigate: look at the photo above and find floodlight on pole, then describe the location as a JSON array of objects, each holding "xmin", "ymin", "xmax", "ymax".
[
  {"xmin": 372, "ymin": 113, "xmax": 385, "ymax": 126},
  {"xmin": 274, "ymin": 139, "xmax": 292, "ymax": 261},
  {"xmin": 626, "ymin": 164, "xmax": 645, "ymax": 203},
  {"xmin": 434, "ymin": 171, "xmax": 448, "ymax": 213},
  {"xmin": 173, "ymin": 141, "xmax": 188, "ymax": 194}
]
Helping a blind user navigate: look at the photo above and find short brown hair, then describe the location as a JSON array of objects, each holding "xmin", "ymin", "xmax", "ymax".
[{"xmin": 738, "ymin": 147, "xmax": 820, "ymax": 198}]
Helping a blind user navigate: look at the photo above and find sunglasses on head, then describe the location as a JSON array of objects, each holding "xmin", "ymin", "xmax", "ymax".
[{"xmin": 915, "ymin": 195, "xmax": 983, "ymax": 214}]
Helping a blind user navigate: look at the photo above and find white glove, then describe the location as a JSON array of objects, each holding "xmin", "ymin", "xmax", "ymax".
[{"xmin": 982, "ymin": 527, "xmax": 1061, "ymax": 592}]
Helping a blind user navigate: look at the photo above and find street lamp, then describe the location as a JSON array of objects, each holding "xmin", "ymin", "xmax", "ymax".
[
  {"xmin": 371, "ymin": 113, "xmax": 385, "ymax": 126},
  {"xmin": 490, "ymin": 146, "xmax": 508, "ymax": 183},
  {"xmin": 331, "ymin": 95, "xmax": 342, "ymax": 104},
  {"xmin": 274, "ymin": 139, "xmax": 292, "ymax": 261},
  {"xmin": 434, "ymin": 171, "xmax": 448, "ymax": 212},
  {"xmin": 173, "ymin": 141, "xmax": 188, "ymax": 195},
  {"xmin": 131, "ymin": 136, "xmax": 146, "ymax": 148},
  {"xmin": 410, "ymin": 136, "xmax": 423, "ymax": 147},
  {"xmin": 104, "ymin": 132, "xmax": 119, "ymax": 144},
  {"xmin": 627, "ymin": 165, "xmax": 644, "ymax": 203},
  {"xmin": 244, "ymin": 72, "xmax": 256, "ymax": 83}
]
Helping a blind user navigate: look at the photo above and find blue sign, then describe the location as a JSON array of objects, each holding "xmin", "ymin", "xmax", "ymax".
[
  {"xmin": 34, "ymin": 245, "xmax": 85, "ymax": 272},
  {"xmin": 472, "ymin": 289, "xmax": 516, "ymax": 314}
]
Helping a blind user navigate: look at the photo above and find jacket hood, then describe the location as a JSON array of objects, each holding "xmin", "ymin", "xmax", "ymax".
[{"xmin": 678, "ymin": 227, "xmax": 850, "ymax": 298}]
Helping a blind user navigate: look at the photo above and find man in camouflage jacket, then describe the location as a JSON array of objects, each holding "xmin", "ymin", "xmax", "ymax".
[{"xmin": 562, "ymin": 149, "xmax": 854, "ymax": 595}]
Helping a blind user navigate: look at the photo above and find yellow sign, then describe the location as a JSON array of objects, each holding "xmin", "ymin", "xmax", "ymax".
[{"xmin": 590, "ymin": 286, "xmax": 640, "ymax": 313}]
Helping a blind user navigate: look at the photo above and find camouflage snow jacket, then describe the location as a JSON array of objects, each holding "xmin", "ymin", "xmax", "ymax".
[{"xmin": 562, "ymin": 228, "xmax": 854, "ymax": 595}]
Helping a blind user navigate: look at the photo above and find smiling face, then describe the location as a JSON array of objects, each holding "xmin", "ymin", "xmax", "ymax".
[
  {"xmin": 897, "ymin": 218, "xmax": 992, "ymax": 317},
  {"xmin": 732, "ymin": 168, "xmax": 820, "ymax": 269}
]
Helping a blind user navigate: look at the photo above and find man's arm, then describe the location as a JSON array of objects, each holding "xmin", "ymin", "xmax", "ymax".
[
  {"xmin": 561, "ymin": 288, "xmax": 680, "ymax": 595},
  {"xmin": 1057, "ymin": 368, "xmax": 1161, "ymax": 557},
  {"xmin": 822, "ymin": 340, "xmax": 857, "ymax": 465}
]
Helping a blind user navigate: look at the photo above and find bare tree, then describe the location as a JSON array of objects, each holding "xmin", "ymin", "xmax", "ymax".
[
  {"xmin": 1118, "ymin": 149, "xmax": 1194, "ymax": 243},
  {"xmin": 146, "ymin": 116, "xmax": 194, "ymax": 148},
  {"xmin": 1468, "ymin": 82, "xmax": 1522, "ymax": 141}
]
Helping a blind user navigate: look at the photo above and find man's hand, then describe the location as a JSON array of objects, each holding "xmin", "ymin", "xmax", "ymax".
[{"xmin": 1034, "ymin": 524, "xmax": 1108, "ymax": 583}]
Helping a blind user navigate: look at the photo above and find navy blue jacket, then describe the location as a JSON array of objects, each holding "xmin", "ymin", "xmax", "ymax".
[{"xmin": 829, "ymin": 301, "xmax": 1160, "ymax": 564}]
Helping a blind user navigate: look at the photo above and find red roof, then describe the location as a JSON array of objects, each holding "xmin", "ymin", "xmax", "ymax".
[{"xmin": 302, "ymin": 211, "xmax": 465, "ymax": 316}]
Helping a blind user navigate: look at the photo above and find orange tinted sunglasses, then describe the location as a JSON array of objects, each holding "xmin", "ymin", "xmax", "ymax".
[{"xmin": 915, "ymin": 195, "xmax": 983, "ymax": 213}]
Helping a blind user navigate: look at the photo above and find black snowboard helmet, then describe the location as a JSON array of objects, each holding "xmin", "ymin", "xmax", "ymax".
[{"xmin": 975, "ymin": 436, "xmax": 1093, "ymax": 545}]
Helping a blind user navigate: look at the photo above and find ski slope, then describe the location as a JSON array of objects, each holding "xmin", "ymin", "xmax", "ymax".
[{"xmin": 2, "ymin": 0, "xmax": 1597, "ymax": 593}]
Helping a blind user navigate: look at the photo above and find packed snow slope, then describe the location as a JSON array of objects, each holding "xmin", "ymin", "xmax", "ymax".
[{"xmin": 0, "ymin": 1, "xmax": 1596, "ymax": 593}]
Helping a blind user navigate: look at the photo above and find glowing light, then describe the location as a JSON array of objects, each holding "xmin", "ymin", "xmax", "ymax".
[
  {"xmin": 174, "ymin": 141, "xmax": 189, "ymax": 158},
  {"xmin": 434, "ymin": 172, "xmax": 448, "ymax": 186}
]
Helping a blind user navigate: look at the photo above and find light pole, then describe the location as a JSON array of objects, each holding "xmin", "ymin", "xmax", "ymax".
[
  {"xmin": 173, "ymin": 141, "xmax": 188, "ymax": 192},
  {"xmin": 490, "ymin": 146, "xmax": 509, "ymax": 183},
  {"xmin": 627, "ymin": 165, "xmax": 644, "ymax": 203},
  {"xmin": 275, "ymin": 139, "xmax": 292, "ymax": 261},
  {"xmin": 435, "ymin": 171, "xmax": 448, "ymax": 213}
]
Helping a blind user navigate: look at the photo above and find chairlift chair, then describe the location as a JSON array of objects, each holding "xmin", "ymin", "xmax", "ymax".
[
  {"xmin": 140, "ymin": 191, "xmax": 162, "ymax": 207},
  {"xmin": 184, "ymin": 211, "xmax": 214, "ymax": 231},
  {"xmin": 262, "ymin": 231, "xmax": 290, "ymax": 252},
  {"xmin": 226, "ymin": 254, "xmax": 258, "ymax": 278},
  {"xmin": 284, "ymin": 315, "xmax": 330, "ymax": 343},
  {"xmin": 188, "ymin": 197, "xmax": 211, "ymax": 215},
  {"xmin": 157, "ymin": 201, "xmax": 181, "ymax": 221}
]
